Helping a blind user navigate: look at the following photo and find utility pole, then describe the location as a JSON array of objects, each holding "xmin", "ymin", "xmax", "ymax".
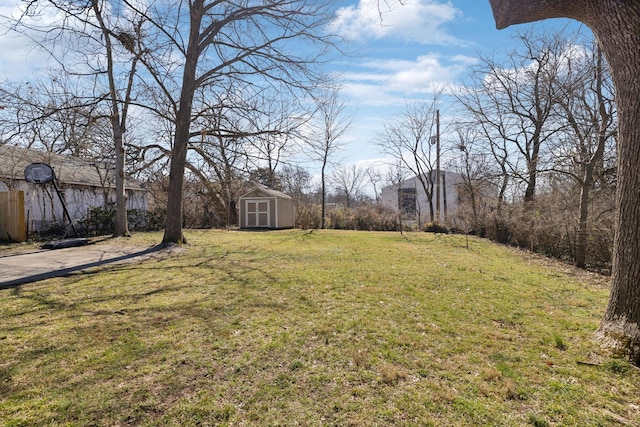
[
  {"xmin": 435, "ymin": 109, "xmax": 440, "ymax": 224},
  {"xmin": 442, "ymin": 171, "xmax": 447, "ymax": 222}
]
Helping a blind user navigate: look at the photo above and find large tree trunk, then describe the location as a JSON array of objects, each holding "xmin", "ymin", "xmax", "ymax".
[
  {"xmin": 162, "ymin": 1, "xmax": 203, "ymax": 245},
  {"xmin": 489, "ymin": 0, "xmax": 640, "ymax": 362},
  {"xmin": 163, "ymin": 126, "xmax": 189, "ymax": 244}
]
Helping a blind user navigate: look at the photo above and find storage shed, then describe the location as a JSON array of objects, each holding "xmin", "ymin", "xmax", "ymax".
[{"xmin": 238, "ymin": 185, "xmax": 295, "ymax": 229}]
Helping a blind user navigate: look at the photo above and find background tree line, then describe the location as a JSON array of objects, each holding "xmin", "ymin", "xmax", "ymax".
[
  {"xmin": 449, "ymin": 27, "xmax": 617, "ymax": 271},
  {"xmin": 371, "ymin": 27, "xmax": 617, "ymax": 271},
  {"xmin": 0, "ymin": 5, "xmax": 618, "ymax": 269}
]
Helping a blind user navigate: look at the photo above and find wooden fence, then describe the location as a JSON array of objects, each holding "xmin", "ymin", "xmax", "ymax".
[{"xmin": 0, "ymin": 191, "xmax": 26, "ymax": 242}]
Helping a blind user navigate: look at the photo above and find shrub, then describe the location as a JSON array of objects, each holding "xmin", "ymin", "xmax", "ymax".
[
  {"xmin": 296, "ymin": 203, "xmax": 321, "ymax": 230},
  {"xmin": 451, "ymin": 187, "xmax": 614, "ymax": 272},
  {"xmin": 86, "ymin": 206, "xmax": 165, "ymax": 234},
  {"xmin": 87, "ymin": 205, "xmax": 116, "ymax": 235},
  {"xmin": 145, "ymin": 207, "xmax": 166, "ymax": 231},
  {"xmin": 423, "ymin": 222, "xmax": 449, "ymax": 234},
  {"xmin": 326, "ymin": 205, "xmax": 400, "ymax": 231}
]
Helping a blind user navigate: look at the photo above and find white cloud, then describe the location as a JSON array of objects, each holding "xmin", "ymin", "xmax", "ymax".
[
  {"xmin": 342, "ymin": 53, "xmax": 478, "ymax": 106},
  {"xmin": 330, "ymin": 0, "xmax": 463, "ymax": 45},
  {"xmin": 342, "ymin": 81, "xmax": 405, "ymax": 107},
  {"xmin": 0, "ymin": 33, "xmax": 41, "ymax": 80},
  {"xmin": 0, "ymin": 0, "xmax": 67, "ymax": 80}
]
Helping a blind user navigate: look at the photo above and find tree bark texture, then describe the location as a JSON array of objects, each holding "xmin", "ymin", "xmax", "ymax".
[
  {"xmin": 162, "ymin": 1, "xmax": 203, "ymax": 245},
  {"xmin": 489, "ymin": 0, "xmax": 640, "ymax": 362}
]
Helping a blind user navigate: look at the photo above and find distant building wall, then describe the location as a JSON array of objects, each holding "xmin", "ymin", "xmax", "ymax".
[{"xmin": 380, "ymin": 171, "xmax": 464, "ymax": 225}]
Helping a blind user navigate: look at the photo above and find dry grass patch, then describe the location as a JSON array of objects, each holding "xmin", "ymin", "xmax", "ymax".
[{"xmin": 0, "ymin": 229, "xmax": 638, "ymax": 426}]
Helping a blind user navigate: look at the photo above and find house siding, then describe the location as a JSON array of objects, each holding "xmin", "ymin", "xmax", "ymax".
[{"xmin": 0, "ymin": 145, "xmax": 148, "ymax": 233}]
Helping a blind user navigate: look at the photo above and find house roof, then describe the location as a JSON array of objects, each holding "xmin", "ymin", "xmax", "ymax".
[
  {"xmin": 239, "ymin": 184, "xmax": 293, "ymax": 200},
  {"xmin": 388, "ymin": 170, "xmax": 465, "ymax": 189},
  {"xmin": 0, "ymin": 145, "xmax": 145, "ymax": 191}
]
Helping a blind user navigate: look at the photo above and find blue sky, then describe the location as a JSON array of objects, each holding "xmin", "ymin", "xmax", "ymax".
[
  {"xmin": 326, "ymin": 0, "xmax": 586, "ymax": 170},
  {"xmin": 0, "ymin": 0, "xmax": 587, "ymax": 178}
]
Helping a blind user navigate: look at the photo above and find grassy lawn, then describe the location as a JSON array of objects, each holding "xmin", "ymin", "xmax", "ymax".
[{"xmin": 1, "ymin": 229, "xmax": 638, "ymax": 426}]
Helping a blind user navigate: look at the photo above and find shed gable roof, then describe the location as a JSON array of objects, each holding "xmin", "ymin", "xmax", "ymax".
[
  {"xmin": 0, "ymin": 145, "xmax": 145, "ymax": 191},
  {"xmin": 239, "ymin": 185, "xmax": 293, "ymax": 200}
]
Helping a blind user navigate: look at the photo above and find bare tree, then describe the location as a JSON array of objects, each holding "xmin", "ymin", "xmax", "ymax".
[
  {"xmin": 8, "ymin": 0, "xmax": 148, "ymax": 237},
  {"xmin": 386, "ymin": 159, "xmax": 410, "ymax": 235},
  {"xmin": 243, "ymin": 94, "xmax": 310, "ymax": 187},
  {"xmin": 309, "ymin": 86, "xmax": 354, "ymax": 229},
  {"xmin": 329, "ymin": 164, "xmax": 368, "ymax": 209},
  {"xmin": 280, "ymin": 164, "xmax": 317, "ymax": 229},
  {"xmin": 187, "ymin": 90, "xmax": 265, "ymax": 227},
  {"xmin": 280, "ymin": 165, "xmax": 314, "ymax": 204},
  {"xmin": 189, "ymin": 130, "xmax": 247, "ymax": 228},
  {"xmin": 489, "ymin": 0, "xmax": 640, "ymax": 363},
  {"xmin": 110, "ymin": 0, "xmax": 337, "ymax": 244},
  {"xmin": 376, "ymin": 99, "xmax": 440, "ymax": 222},
  {"xmin": 0, "ymin": 77, "xmax": 104, "ymax": 155},
  {"xmin": 366, "ymin": 165, "xmax": 384, "ymax": 204},
  {"xmin": 549, "ymin": 42, "xmax": 617, "ymax": 267},
  {"xmin": 89, "ymin": 0, "xmax": 145, "ymax": 237},
  {"xmin": 458, "ymin": 29, "xmax": 568, "ymax": 211},
  {"xmin": 449, "ymin": 124, "xmax": 497, "ymax": 234}
]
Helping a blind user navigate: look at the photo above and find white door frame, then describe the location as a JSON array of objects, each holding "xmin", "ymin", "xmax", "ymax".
[{"xmin": 245, "ymin": 199, "xmax": 270, "ymax": 227}]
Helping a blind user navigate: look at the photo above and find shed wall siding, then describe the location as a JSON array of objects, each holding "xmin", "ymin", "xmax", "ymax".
[{"xmin": 238, "ymin": 191, "xmax": 295, "ymax": 229}]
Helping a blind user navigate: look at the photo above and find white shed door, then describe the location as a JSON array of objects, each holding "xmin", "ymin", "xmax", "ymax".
[{"xmin": 246, "ymin": 200, "xmax": 270, "ymax": 227}]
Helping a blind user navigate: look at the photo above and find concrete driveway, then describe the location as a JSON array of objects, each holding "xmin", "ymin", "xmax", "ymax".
[{"xmin": 0, "ymin": 243, "xmax": 176, "ymax": 288}]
